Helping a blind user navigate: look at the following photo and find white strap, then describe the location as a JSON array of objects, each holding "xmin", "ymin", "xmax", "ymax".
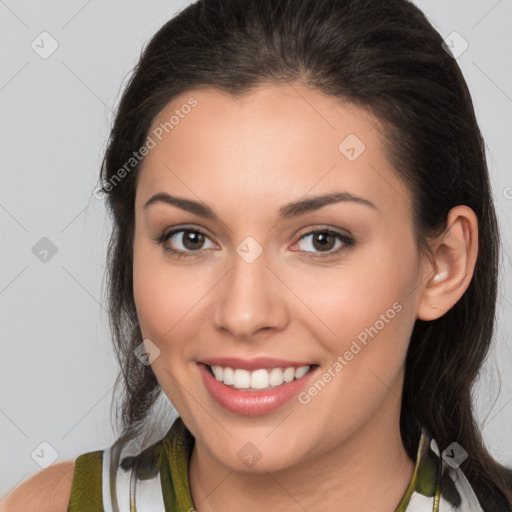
[
  {"xmin": 102, "ymin": 447, "xmax": 115, "ymax": 512},
  {"xmin": 102, "ymin": 436, "xmax": 167, "ymax": 511}
]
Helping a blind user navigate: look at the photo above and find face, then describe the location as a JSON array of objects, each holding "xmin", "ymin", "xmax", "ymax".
[{"xmin": 132, "ymin": 83, "xmax": 426, "ymax": 472}]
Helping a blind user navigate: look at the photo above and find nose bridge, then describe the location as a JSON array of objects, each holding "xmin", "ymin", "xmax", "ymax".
[{"xmin": 211, "ymin": 239, "xmax": 288, "ymax": 338}]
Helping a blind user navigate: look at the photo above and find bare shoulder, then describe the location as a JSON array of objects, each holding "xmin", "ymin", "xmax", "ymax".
[{"xmin": 0, "ymin": 460, "xmax": 75, "ymax": 512}]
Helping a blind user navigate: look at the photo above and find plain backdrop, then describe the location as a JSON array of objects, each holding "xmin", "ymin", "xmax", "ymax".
[{"xmin": 1, "ymin": 0, "xmax": 511, "ymax": 498}]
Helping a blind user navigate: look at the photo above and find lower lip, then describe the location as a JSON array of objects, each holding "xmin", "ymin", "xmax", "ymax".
[{"xmin": 197, "ymin": 362, "xmax": 319, "ymax": 416}]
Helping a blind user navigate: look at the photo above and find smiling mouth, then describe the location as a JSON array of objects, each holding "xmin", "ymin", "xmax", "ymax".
[{"xmin": 203, "ymin": 363, "xmax": 319, "ymax": 391}]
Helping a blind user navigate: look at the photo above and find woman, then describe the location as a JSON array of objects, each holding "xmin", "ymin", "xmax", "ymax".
[{"xmin": 3, "ymin": 0, "xmax": 511, "ymax": 510}]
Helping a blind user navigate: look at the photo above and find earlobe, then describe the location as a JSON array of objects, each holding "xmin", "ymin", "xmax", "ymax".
[{"xmin": 416, "ymin": 205, "xmax": 478, "ymax": 321}]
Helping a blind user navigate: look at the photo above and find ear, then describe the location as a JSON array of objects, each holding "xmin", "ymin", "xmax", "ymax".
[{"xmin": 416, "ymin": 205, "xmax": 479, "ymax": 321}]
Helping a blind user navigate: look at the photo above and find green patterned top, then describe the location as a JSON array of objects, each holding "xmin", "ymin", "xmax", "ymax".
[{"xmin": 67, "ymin": 416, "xmax": 485, "ymax": 511}]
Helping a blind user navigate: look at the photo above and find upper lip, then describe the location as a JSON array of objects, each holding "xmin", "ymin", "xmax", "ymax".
[{"xmin": 199, "ymin": 356, "xmax": 316, "ymax": 371}]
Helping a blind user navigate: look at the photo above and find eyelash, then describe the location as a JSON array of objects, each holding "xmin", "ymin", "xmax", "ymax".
[{"xmin": 154, "ymin": 225, "xmax": 356, "ymax": 259}]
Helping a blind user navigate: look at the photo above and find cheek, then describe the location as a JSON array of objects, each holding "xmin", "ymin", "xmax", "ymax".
[
  {"xmin": 132, "ymin": 240, "xmax": 214, "ymax": 352},
  {"xmin": 290, "ymin": 250, "xmax": 414, "ymax": 339},
  {"xmin": 283, "ymin": 236, "xmax": 418, "ymax": 383},
  {"xmin": 289, "ymin": 258, "xmax": 416, "ymax": 437},
  {"xmin": 133, "ymin": 239, "xmax": 181, "ymax": 342}
]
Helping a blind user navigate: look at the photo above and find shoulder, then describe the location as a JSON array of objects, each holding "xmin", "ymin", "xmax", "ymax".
[{"xmin": 0, "ymin": 460, "xmax": 75, "ymax": 512}]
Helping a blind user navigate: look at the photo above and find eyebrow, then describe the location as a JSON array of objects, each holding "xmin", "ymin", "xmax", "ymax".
[{"xmin": 143, "ymin": 191, "xmax": 378, "ymax": 219}]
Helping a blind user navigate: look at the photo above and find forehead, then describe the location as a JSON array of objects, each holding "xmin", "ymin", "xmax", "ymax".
[{"xmin": 135, "ymin": 84, "xmax": 412, "ymax": 220}]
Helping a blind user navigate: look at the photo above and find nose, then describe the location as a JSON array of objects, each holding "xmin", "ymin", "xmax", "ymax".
[{"xmin": 211, "ymin": 246, "xmax": 289, "ymax": 340}]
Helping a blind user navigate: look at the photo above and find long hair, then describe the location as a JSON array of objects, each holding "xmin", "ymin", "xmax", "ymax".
[{"xmin": 98, "ymin": 0, "xmax": 511, "ymax": 505}]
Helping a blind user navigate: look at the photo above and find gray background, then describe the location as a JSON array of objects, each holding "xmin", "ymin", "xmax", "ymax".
[{"xmin": 1, "ymin": 0, "xmax": 511, "ymax": 498}]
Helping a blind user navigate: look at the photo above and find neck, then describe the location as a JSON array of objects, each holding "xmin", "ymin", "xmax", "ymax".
[{"xmin": 188, "ymin": 395, "xmax": 415, "ymax": 512}]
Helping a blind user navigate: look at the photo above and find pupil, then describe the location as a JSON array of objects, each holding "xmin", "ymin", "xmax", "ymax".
[
  {"xmin": 313, "ymin": 233, "xmax": 334, "ymax": 251},
  {"xmin": 183, "ymin": 230, "xmax": 204, "ymax": 250}
]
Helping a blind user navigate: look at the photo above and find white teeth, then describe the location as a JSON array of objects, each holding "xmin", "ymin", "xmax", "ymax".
[
  {"xmin": 250, "ymin": 369, "xmax": 269, "ymax": 389},
  {"xmin": 210, "ymin": 364, "xmax": 311, "ymax": 390},
  {"xmin": 233, "ymin": 369, "xmax": 251, "ymax": 388},
  {"xmin": 223, "ymin": 367, "xmax": 234, "ymax": 385},
  {"xmin": 283, "ymin": 367, "xmax": 295, "ymax": 383},
  {"xmin": 269, "ymin": 368, "xmax": 284, "ymax": 386},
  {"xmin": 294, "ymin": 365, "xmax": 309, "ymax": 379},
  {"xmin": 212, "ymin": 365, "xmax": 223, "ymax": 381}
]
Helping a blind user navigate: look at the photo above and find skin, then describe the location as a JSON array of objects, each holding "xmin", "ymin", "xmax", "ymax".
[
  {"xmin": 0, "ymin": 461, "xmax": 74, "ymax": 511},
  {"xmin": 131, "ymin": 83, "xmax": 478, "ymax": 512}
]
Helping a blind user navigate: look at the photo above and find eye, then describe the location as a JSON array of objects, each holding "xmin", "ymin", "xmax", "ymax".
[
  {"xmin": 154, "ymin": 225, "xmax": 355, "ymax": 259},
  {"xmin": 154, "ymin": 226, "xmax": 216, "ymax": 258},
  {"xmin": 293, "ymin": 228, "xmax": 355, "ymax": 257}
]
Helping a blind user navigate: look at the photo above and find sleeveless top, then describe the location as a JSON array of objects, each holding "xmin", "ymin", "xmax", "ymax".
[{"xmin": 67, "ymin": 416, "xmax": 490, "ymax": 511}]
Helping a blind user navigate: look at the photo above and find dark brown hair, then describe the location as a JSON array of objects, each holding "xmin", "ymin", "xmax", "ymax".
[{"xmin": 98, "ymin": 0, "xmax": 511, "ymax": 506}]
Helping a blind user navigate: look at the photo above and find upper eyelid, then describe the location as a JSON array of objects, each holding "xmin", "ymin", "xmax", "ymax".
[
  {"xmin": 163, "ymin": 225, "xmax": 214, "ymax": 241},
  {"xmin": 159, "ymin": 224, "xmax": 354, "ymax": 248},
  {"xmin": 161, "ymin": 224, "xmax": 352, "ymax": 237},
  {"xmin": 298, "ymin": 226, "xmax": 353, "ymax": 239}
]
